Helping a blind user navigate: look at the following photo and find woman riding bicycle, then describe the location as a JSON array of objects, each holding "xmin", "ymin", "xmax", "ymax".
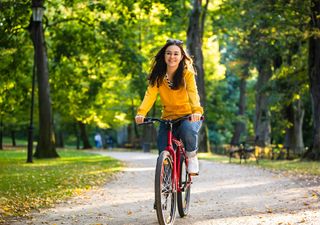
[{"xmin": 135, "ymin": 39, "xmax": 203, "ymax": 176}]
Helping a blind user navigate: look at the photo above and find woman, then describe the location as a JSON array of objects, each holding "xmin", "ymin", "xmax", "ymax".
[{"xmin": 135, "ymin": 39, "xmax": 203, "ymax": 175}]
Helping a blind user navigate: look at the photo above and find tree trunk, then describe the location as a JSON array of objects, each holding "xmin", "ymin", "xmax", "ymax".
[
  {"xmin": 293, "ymin": 99, "xmax": 305, "ymax": 155},
  {"xmin": 186, "ymin": 0, "xmax": 210, "ymax": 152},
  {"xmin": 73, "ymin": 122, "xmax": 80, "ymax": 149},
  {"xmin": 306, "ymin": 0, "xmax": 320, "ymax": 160},
  {"xmin": 254, "ymin": 59, "xmax": 272, "ymax": 147},
  {"xmin": 11, "ymin": 130, "xmax": 16, "ymax": 147},
  {"xmin": 78, "ymin": 121, "xmax": 92, "ymax": 149},
  {"xmin": 131, "ymin": 98, "xmax": 139, "ymax": 140},
  {"xmin": 0, "ymin": 117, "xmax": 3, "ymax": 150},
  {"xmin": 231, "ymin": 64, "xmax": 249, "ymax": 145},
  {"xmin": 284, "ymin": 100, "xmax": 305, "ymax": 156},
  {"xmin": 141, "ymin": 106, "xmax": 156, "ymax": 152},
  {"xmin": 127, "ymin": 123, "xmax": 133, "ymax": 147},
  {"xmin": 282, "ymin": 44, "xmax": 305, "ymax": 156},
  {"xmin": 30, "ymin": 0, "xmax": 58, "ymax": 158},
  {"xmin": 55, "ymin": 130, "xmax": 64, "ymax": 148}
]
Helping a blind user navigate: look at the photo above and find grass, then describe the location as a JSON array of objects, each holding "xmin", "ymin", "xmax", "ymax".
[
  {"xmin": 198, "ymin": 152, "xmax": 320, "ymax": 176},
  {"xmin": 0, "ymin": 149, "xmax": 122, "ymax": 220},
  {"xmin": 2, "ymin": 137, "xmax": 28, "ymax": 147}
]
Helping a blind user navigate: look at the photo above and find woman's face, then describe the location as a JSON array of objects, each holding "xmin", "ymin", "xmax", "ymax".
[{"xmin": 164, "ymin": 45, "xmax": 183, "ymax": 69}]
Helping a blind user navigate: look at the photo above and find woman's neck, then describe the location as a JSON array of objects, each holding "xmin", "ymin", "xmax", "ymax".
[{"xmin": 166, "ymin": 66, "xmax": 178, "ymax": 77}]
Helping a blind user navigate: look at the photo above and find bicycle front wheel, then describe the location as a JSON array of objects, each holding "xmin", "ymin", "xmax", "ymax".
[
  {"xmin": 177, "ymin": 155, "xmax": 191, "ymax": 217},
  {"xmin": 155, "ymin": 150, "xmax": 177, "ymax": 225}
]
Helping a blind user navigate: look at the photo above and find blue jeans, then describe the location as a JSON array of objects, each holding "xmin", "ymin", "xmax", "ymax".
[{"xmin": 157, "ymin": 120, "xmax": 202, "ymax": 153}]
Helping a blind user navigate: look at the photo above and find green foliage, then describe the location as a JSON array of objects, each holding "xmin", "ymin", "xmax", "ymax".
[
  {"xmin": 0, "ymin": 149, "xmax": 122, "ymax": 217},
  {"xmin": 209, "ymin": 0, "xmax": 314, "ymax": 147},
  {"xmin": 0, "ymin": 0, "xmax": 317, "ymax": 151}
]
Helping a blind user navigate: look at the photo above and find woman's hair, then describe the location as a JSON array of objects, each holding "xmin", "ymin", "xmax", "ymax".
[{"xmin": 148, "ymin": 39, "xmax": 194, "ymax": 89}]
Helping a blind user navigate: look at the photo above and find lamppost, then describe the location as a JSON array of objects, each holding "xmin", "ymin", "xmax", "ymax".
[{"xmin": 27, "ymin": 3, "xmax": 44, "ymax": 163}]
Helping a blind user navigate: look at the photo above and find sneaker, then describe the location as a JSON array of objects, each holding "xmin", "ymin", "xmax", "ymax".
[{"xmin": 187, "ymin": 154, "xmax": 199, "ymax": 176}]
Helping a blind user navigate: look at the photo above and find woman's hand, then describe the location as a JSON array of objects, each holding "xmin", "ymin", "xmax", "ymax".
[
  {"xmin": 190, "ymin": 113, "xmax": 202, "ymax": 122},
  {"xmin": 135, "ymin": 115, "xmax": 145, "ymax": 124}
]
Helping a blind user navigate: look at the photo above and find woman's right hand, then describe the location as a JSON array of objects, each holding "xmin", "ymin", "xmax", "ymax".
[{"xmin": 135, "ymin": 115, "xmax": 145, "ymax": 124}]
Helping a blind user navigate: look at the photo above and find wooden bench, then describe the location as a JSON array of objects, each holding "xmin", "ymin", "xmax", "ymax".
[
  {"xmin": 271, "ymin": 144, "xmax": 292, "ymax": 160},
  {"xmin": 229, "ymin": 141, "xmax": 259, "ymax": 164}
]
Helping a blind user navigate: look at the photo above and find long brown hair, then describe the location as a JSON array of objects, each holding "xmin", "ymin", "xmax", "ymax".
[{"xmin": 148, "ymin": 39, "xmax": 194, "ymax": 90}]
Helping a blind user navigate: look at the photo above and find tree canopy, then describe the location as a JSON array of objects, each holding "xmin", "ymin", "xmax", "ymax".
[{"xmin": 1, "ymin": 0, "xmax": 320, "ymax": 160}]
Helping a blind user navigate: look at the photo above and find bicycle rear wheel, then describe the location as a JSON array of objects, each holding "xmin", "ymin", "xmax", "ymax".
[
  {"xmin": 155, "ymin": 151, "xmax": 177, "ymax": 225},
  {"xmin": 177, "ymin": 155, "xmax": 191, "ymax": 217}
]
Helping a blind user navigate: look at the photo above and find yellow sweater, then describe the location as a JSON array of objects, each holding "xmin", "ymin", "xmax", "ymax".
[{"xmin": 137, "ymin": 69, "xmax": 203, "ymax": 119}]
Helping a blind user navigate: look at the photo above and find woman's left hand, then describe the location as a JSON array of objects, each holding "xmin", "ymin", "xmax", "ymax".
[{"xmin": 190, "ymin": 113, "xmax": 202, "ymax": 122}]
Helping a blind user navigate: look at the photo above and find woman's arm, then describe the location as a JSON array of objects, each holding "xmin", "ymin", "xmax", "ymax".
[
  {"xmin": 185, "ymin": 70, "xmax": 203, "ymax": 115},
  {"xmin": 136, "ymin": 84, "xmax": 159, "ymax": 117}
]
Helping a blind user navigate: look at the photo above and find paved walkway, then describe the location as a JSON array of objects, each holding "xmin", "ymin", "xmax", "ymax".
[{"xmin": 11, "ymin": 151, "xmax": 320, "ymax": 225}]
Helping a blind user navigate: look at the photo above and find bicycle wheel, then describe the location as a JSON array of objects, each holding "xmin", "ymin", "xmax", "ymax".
[
  {"xmin": 155, "ymin": 150, "xmax": 177, "ymax": 225},
  {"xmin": 177, "ymin": 155, "xmax": 191, "ymax": 217}
]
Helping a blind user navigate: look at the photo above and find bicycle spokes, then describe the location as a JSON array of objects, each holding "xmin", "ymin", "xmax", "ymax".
[
  {"xmin": 155, "ymin": 151, "xmax": 176, "ymax": 225},
  {"xmin": 177, "ymin": 155, "xmax": 191, "ymax": 217}
]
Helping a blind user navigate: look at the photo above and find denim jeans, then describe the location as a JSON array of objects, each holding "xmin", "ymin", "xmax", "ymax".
[{"xmin": 157, "ymin": 120, "xmax": 202, "ymax": 153}]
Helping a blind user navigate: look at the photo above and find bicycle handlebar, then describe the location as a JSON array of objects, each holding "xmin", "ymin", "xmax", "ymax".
[{"xmin": 139, "ymin": 115, "xmax": 204, "ymax": 126}]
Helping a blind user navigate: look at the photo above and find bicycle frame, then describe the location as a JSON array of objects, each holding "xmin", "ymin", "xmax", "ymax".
[{"xmin": 163, "ymin": 122, "xmax": 192, "ymax": 193}]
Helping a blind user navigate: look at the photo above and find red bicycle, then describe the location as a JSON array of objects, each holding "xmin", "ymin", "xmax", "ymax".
[{"xmin": 141, "ymin": 115, "xmax": 202, "ymax": 225}]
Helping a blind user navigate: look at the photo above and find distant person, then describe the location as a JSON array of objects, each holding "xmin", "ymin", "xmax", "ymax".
[{"xmin": 94, "ymin": 133, "xmax": 102, "ymax": 148}]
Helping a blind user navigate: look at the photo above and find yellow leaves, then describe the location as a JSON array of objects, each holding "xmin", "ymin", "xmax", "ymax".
[
  {"xmin": 298, "ymin": 218, "xmax": 306, "ymax": 223},
  {"xmin": 73, "ymin": 188, "xmax": 84, "ymax": 195},
  {"xmin": 114, "ymin": 112, "xmax": 128, "ymax": 123},
  {"xmin": 0, "ymin": 206, "xmax": 10, "ymax": 214},
  {"xmin": 293, "ymin": 94, "xmax": 301, "ymax": 101},
  {"xmin": 311, "ymin": 190, "xmax": 320, "ymax": 199},
  {"xmin": 0, "ymin": 150, "xmax": 122, "ymax": 218},
  {"xmin": 204, "ymin": 36, "xmax": 226, "ymax": 81},
  {"xmin": 265, "ymin": 205, "xmax": 273, "ymax": 213}
]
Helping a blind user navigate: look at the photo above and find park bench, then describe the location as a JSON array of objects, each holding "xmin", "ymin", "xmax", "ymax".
[
  {"xmin": 229, "ymin": 137, "xmax": 259, "ymax": 164},
  {"xmin": 270, "ymin": 144, "xmax": 302, "ymax": 160}
]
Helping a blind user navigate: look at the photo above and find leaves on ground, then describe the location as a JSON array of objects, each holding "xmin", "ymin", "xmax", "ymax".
[{"xmin": 0, "ymin": 149, "xmax": 122, "ymax": 218}]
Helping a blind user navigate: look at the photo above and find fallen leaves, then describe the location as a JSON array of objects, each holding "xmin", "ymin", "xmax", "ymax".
[
  {"xmin": 0, "ymin": 150, "xmax": 122, "ymax": 218},
  {"xmin": 311, "ymin": 190, "xmax": 320, "ymax": 199}
]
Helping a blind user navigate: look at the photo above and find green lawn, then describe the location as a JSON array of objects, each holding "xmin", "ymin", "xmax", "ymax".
[
  {"xmin": 198, "ymin": 152, "xmax": 320, "ymax": 176},
  {"xmin": 0, "ymin": 149, "xmax": 122, "ymax": 220}
]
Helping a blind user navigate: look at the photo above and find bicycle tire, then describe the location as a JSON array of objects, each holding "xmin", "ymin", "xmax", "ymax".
[
  {"xmin": 177, "ymin": 155, "xmax": 191, "ymax": 217},
  {"xmin": 155, "ymin": 151, "xmax": 177, "ymax": 225}
]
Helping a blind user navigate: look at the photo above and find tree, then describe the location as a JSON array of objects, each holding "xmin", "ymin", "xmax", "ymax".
[
  {"xmin": 187, "ymin": 0, "xmax": 210, "ymax": 152},
  {"xmin": 306, "ymin": 0, "xmax": 320, "ymax": 160},
  {"xmin": 0, "ymin": 1, "xmax": 40, "ymax": 152},
  {"xmin": 230, "ymin": 58, "xmax": 250, "ymax": 145},
  {"xmin": 213, "ymin": 0, "xmax": 311, "ymax": 152}
]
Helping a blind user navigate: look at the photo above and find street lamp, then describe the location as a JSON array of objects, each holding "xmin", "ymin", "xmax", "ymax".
[
  {"xmin": 27, "ymin": 3, "xmax": 44, "ymax": 163},
  {"xmin": 32, "ymin": 4, "xmax": 44, "ymax": 22}
]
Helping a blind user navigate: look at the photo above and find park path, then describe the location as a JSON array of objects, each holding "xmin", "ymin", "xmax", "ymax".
[{"xmin": 11, "ymin": 150, "xmax": 320, "ymax": 225}]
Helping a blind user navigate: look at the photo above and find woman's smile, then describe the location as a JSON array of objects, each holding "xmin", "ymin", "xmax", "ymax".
[{"xmin": 165, "ymin": 45, "xmax": 183, "ymax": 68}]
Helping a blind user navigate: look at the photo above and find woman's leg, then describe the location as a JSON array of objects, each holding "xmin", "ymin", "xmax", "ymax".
[
  {"xmin": 176, "ymin": 120, "xmax": 202, "ymax": 153},
  {"xmin": 176, "ymin": 120, "xmax": 202, "ymax": 175},
  {"xmin": 157, "ymin": 122, "xmax": 168, "ymax": 154}
]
